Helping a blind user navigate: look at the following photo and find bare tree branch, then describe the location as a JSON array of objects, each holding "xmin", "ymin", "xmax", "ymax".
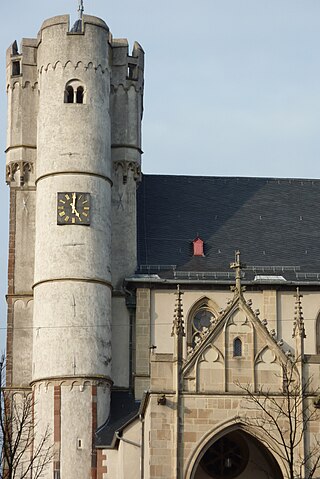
[
  {"xmin": 0, "ymin": 354, "xmax": 54, "ymax": 479},
  {"xmin": 236, "ymin": 356, "xmax": 320, "ymax": 479}
]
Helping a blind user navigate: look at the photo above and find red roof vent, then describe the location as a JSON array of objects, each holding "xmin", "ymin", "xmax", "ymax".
[{"xmin": 193, "ymin": 237, "xmax": 204, "ymax": 256}]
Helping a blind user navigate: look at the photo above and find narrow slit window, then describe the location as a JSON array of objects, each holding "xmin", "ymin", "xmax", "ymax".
[
  {"xmin": 76, "ymin": 86, "xmax": 84, "ymax": 104},
  {"xmin": 66, "ymin": 86, "xmax": 74, "ymax": 103},
  {"xmin": 12, "ymin": 60, "xmax": 21, "ymax": 76},
  {"xmin": 233, "ymin": 338, "xmax": 242, "ymax": 357},
  {"xmin": 127, "ymin": 63, "xmax": 137, "ymax": 80}
]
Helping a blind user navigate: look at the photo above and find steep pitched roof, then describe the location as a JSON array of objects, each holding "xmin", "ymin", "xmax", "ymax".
[
  {"xmin": 137, "ymin": 175, "xmax": 320, "ymax": 282},
  {"xmin": 96, "ymin": 391, "xmax": 140, "ymax": 448}
]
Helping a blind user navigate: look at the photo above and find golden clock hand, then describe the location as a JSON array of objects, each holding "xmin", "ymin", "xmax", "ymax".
[
  {"xmin": 74, "ymin": 209, "xmax": 82, "ymax": 221},
  {"xmin": 71, "ymin": 193, "xmax": 76, "ymax": 213}
]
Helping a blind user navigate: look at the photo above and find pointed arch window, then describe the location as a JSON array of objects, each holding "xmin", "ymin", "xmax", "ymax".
[
  {"xmin": 233, "ymin": 337, "xmax": 242, "ymax": 357},
  {"xmin": 188, "ymin": 298, "xmax": 217, "ymax": 348},
  {"xmin": 200, "ymin": 431, "xmax": 249, "ymax": 479}
]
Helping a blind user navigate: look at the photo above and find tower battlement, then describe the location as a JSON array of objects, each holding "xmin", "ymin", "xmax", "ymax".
[
  {"xmin": 111, "ymin": 38, "xmax": 144, "ymax": 91},
  {"xmin": 39, "ymin": 14, "xmax": 109, "ymax": 34}
]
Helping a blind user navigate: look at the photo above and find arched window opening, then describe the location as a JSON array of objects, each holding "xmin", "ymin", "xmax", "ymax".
[
  {"xmin": 200, "ymin": 432, "xmax": 249, "ymax": 479},
  {"xmin": 76, "ymin": 86, "xmax": 84, "ymax": 104},
  {"xmin": 192, "ymin": 430, "xmax": 284, "ymax": 479},
  {"xmin": 64, "ymin": 80, "xmax": 86, "ymax": 104},
  {"xmin": 191, "ymin": 306, "xmax": 216, "ymax": 348},
  {"xmin": 65, "ymin": 86, "xmax": 74, "ymax": 103},
  {"xmin": 233, "ymin": 337, "xmax": 242, "ymax": 357}
]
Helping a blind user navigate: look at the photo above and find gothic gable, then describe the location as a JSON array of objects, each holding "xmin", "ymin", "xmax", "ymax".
[{"xmin": 183, "ymin": 293, "xmax": 289, "ymax": 394}]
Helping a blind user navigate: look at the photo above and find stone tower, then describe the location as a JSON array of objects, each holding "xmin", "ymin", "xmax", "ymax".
[{"xmin": 5, "ymin": 13, "xmax": 143, "ymax": 479}]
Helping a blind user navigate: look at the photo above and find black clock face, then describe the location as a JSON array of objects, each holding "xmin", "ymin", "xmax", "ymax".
[{"xmin": 57, "ymin": 192, "xmax": 91, "ymax": 225}]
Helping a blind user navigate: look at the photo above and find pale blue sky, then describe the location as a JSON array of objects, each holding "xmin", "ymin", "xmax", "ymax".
[{"xmin": 1, "ymin": 0, "xmax": 320, "ymax": 350}]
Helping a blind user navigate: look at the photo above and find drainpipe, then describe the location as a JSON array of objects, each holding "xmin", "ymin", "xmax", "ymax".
[
  {"xmin": 115, "ymin": 413, "xmax": 144, "ymax": 479},
  {"xmin": 140, "ymin": 414, "xmax": 145, "ymax": 479},
  {"xmin": 124, "ymin": 287, "xmax": 136, "ymax": 392},
  {"xmin": 292, "ymin": 288, "xmax": 306, "ymax": 479},
  {"xmin": 115, "ymin": 431, "xmax": 140, "ymax": 448}
]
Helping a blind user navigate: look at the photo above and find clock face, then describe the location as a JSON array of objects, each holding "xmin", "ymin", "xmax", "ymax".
[{"xmin": 57, "ymin": 192, "xmax": 91, "ymax": 225}]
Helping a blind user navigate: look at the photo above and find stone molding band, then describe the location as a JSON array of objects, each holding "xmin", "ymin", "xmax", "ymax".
[
  {"xmin": 30, "ymin": 374, "xmax": 113, "ymax": 387},
  {"xmin": 5, "ymin": 144, "xmax": 37, "ymax": 153},
  {"xmin": 6, "ymin": 144, "xmax": 142, "ymax": 154},
  {"xmin": 35, "ymin": 170, "xmax": 113, "ymax": 186},
  {"xmin": 9, "ymin": 186, "xmax": 36, "ymax": 191},
  {"xmin": 6, "ymin": 293, "xmax": 33, "ymax": 298},
  {"xmin": 4, "ymin": 386, "xmax": 32, "ymax": 392},
  {"xmin": 111, "ymin": 143, "xmax": 143, "ymax": 154},
  {"xmin": 33, "ymin": 277, "xmax": 112, "ymax": 290}
]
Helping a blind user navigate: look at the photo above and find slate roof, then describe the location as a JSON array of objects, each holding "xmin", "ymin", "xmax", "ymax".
[
  {"xmin": 136, "ymin": 175, "xmax": 320, "ymax": 283},
  {"xmin": 96, "ymin": 390, "xmax": 140, "ymax": 447}
]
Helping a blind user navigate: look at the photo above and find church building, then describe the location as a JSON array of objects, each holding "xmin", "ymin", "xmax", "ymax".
[{"xmin": 4, "ymin": 7, "xmax": 320, "ymax": 479}]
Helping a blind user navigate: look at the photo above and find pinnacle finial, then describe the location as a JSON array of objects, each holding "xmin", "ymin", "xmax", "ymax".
[
  {"xmin": 230, "ymin": 250, "xmax": 246, "ymax": 294},
  {"xmin": 78, "ymin": 0, "xmax": 84, "ymax": 20},
  {"xmin": 292, "ymin": 287, "xmax": 306, "ymax": 339},
  {"xmin": 171, "ymin": 285, "xmax": 185, "ymax": 337}
]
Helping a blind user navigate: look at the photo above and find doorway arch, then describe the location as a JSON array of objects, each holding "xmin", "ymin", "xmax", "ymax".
[{"xmin": 189, "ymin": 428, "xmax": 284, "ymax": 479}]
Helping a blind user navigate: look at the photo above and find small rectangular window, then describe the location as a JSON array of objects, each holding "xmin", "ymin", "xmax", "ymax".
[
  {"xmin": 12, "ymin": 60, "xmax": 21, "ymax": 76},
  {"xmin": 127, "ymin": 63, "xmax": 138, "ymax": 80}
]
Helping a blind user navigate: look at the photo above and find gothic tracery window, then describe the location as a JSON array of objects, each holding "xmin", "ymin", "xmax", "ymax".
[
  {"xmin": 200, "ymin": 432, "xmax": 250, "ymax": 479},
  {"xmin": 189, "ymin": 300, "xmax": 216, "ymax": 348}
]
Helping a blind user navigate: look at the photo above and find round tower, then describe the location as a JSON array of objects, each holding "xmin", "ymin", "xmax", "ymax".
[
  {"xmin": 32, "ymin": 15, "xmax": 112, "ymax": 478},
  {"xmin": 109, "ymin": 38, "xmax": 144, "ymax": 389},
  {"xmin": 110, "ymin": 38, "xmax": 144, "ymax": 290}
]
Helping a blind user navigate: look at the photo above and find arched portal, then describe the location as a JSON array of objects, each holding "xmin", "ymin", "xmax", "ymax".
[{"xmin": 191, "ymin": 429, "xmax": 283, "ymax": 479}]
